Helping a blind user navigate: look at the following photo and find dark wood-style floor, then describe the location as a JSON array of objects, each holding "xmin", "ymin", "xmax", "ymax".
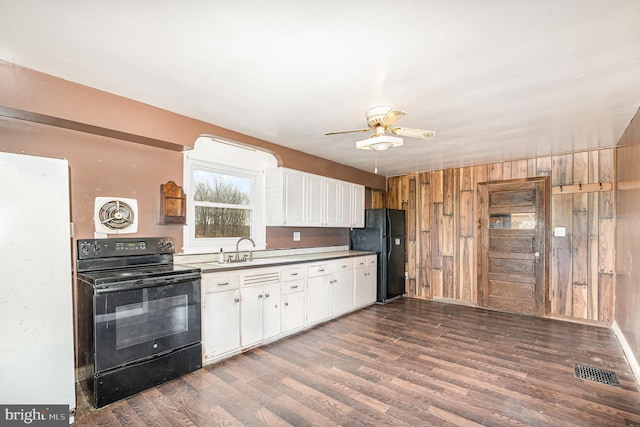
[{"xmin": 74, "ymin": 299, "xmax": 640, "ymax": 426}]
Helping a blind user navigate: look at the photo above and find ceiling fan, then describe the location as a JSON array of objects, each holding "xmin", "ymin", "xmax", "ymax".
[{"xmin": 325, "ymin": 106, "xmax": 436, "ymax": 151}]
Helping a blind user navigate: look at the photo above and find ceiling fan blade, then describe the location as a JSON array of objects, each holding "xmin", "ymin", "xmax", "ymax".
[
  {"xmin": 324, "ymin": 128, "xmax": 371, "ymax": 136},
  {"xmin": 381, "ymin": 109, "xmax": 407, "ymax": 127},
  {"xmin": 390, "ymin": 127, "xmax": 436, "ymax": 139}
]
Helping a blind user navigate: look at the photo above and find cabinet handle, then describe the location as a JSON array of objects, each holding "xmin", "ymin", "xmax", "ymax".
[
  {"xmin": 291, "ymin": 285, "xmax": 298, "ymax": 289},
  {"xmin": 234, "ymin": 298, "xmax": 240, "ymax": 303},
  {"xmin": 284, "ymin": 302, "xmax": 289, "ymax": 306},
  {"xmin": 218, "ymin": 282, "xmax": 229, "ymax": 287},
  {"xmin": 318, "ymin": 269, "xmax": 325, "ymax": 272},
  {"xmin": 291, "ymin": 272, "xmax": 299, "ymax": 276},
  {"xmin": 258, "ymin": 294, "xmax": 263, "ymax": 298},
  {"xmin": 265, "ymin": 293, "xmax": 270, "ymax": 298}
]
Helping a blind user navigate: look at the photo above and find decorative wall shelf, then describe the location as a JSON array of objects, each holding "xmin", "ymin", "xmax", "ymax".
[{"xmin": 160, "ymin": 181, "xmax": 186, "ymax": 224}]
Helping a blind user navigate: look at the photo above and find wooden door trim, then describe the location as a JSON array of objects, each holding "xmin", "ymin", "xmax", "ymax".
[{"xmin": 476, "ymin": 176, "xmax": 550, "ymax": 317}]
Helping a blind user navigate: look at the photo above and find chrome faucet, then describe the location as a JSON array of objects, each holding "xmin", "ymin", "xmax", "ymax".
[{"xmin": 235, "ymin": 237, "xmax": 256, "ymax": 262}]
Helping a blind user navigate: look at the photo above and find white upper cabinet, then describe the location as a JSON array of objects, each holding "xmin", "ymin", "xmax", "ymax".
[
  {"xmin": 306, "ymin": 173, "xmax": 324, "ymax": 226},
  {"xmin": 324, "ymin": 177, "xmax": 340, "ymax": 227},
  {"xmin": 266, "ymin": 167, "xmax": 365, "ymax": 228},
  {"xmin": 351, "ymin": 183, "xmax": 365, "ymax": 228},
  {"xmin": 266, "ymin": 168, "xmax": 306, "ymax": 226},
  {"xmin": 338, "ymin": 180, "xmax": 352, "ymax": 227},
  {"xmin": 284, "ymin": 170, "xmax": 306, "ymax": 226}
]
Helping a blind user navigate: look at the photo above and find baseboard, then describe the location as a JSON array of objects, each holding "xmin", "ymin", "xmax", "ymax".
[
  {"xmin": 431, "ymin": 296, "xmax": 477, "ymax": 308},
  {"xmin": 612, "ymin": 321, "xmax": 640, "ymax": 385},
  {"xmin": 548, "ymin": 313, "xmax": 609, "ymax": 328}
]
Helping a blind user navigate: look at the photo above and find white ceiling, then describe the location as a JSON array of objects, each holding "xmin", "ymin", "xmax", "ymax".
[{"xmin": 1, "ymin": 1, "xmax": 639, "ymax": 176}]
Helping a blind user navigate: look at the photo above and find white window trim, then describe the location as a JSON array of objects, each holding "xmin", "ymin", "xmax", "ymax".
[{"xmin": 183, "ymin": 142, "xmax": 269, "ymax": 254}]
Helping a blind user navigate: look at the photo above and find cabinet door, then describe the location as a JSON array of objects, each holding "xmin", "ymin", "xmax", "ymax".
[
  {"xmin": 203, "ymin": 289, "xmax": 240, "ymax": 362},
  {"xmin": 282, "ymin": 290, "xmax": 305, "ymax": 333},
  {"xmin": 262, "ymin": 282, "xmax": 281, "ymax": 341},
  {"xmin": 332, "ymin": 269, "xmax": 354, "ymax": 315},
  {"xmin": 366, "ymin": 256, "xmax": 378, "ymax": 304},
  {"xmin": 306, "ymin": 275, "xmax": 332, "ymax": 324},
  {"xmin": 284, "ymin": 170, "xmax": 306, "ymax": 226},
  {"xmin": 338, "ymin": 181, "xmax": 352, "ymax": 227},
  {"xmin": 351, "ymin": 184, "xmax": 365, "ymax": 228},
  {"xmin": 240, "ymin": 286, "xmax": 264, "ymax": 348},
  {"xmin": 324, "ymin": 178, "xmax": 340, "ymax": 227},
  {"xmin": 307, "ymin": 174, "xmax": 324, "ymax": 226},
  {"xmin": 354, "ymin": 264, "xmax": 368, "ymax": 308}
]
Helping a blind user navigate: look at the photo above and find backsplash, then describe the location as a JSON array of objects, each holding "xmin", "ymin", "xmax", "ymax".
[{"xmin": 174, "ymin": 245, "xmax": 349, "ymax": 265}]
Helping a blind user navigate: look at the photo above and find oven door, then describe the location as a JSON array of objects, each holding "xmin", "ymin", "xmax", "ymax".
[{"xmin": 93, "ymin": 278, "xmax": 201, "ymax": 373}]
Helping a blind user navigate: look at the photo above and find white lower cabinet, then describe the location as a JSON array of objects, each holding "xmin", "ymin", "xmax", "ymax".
[
  {"xmin": 241, "ymin": 281, "xmax": 281, "ymax": 348},
  {"xmin": 354, "ymin": 255, "xmax": 377, "ymax": 308},
  {"xmin": 282, "ymin": 290, "xmax": 305, "ymax": 333},
  {"xmin": 202, "ymin": 255, "xmax": 376, "ymax": 365},
  {"xmin": 202, "ymin": 272, "xmax": 241, "ymax": 363},
  {"xmin": 240, "ymin": 269, "xmax": 281, "ymax": 349},
  {"xmin": 306, "ymin": 263, "xmax": 333, "ymax": 324},
  {"xmin": 281, "ymin": 266, "xmax": 306, "ymax": 333},
  {"xmin": 306, "ymin": 259, "xmax": 355, "ymax": 324},
  {"xmin": 331, "ymin": 259, "xmax": 355, "ymax": 315}
]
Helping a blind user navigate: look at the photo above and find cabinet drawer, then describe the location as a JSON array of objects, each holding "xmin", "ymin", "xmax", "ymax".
[
  {"xmin": 354, "ymin": 257, "xmax": 367, "ymax": 269},
  {"xmin": 367, "ymin": 256, "xmax": 377, "ymax": 267},
  {"xmin": 307, "ymin": 263, "xmax": 331, "ymax": 277},
  {"xmin": 203, "ymin": 273, "xmax": 240, "ymax": 293},
  {"xmin": 281, "ymin": 266, "xmax": 305, "ymax": 281},
  {"xmin": 332, "ymin": 258, "xmax": 354, "ymax": 272},
  {"xmin": 281, "ymin": 279, "xmax": 305, "ymax": 294}
]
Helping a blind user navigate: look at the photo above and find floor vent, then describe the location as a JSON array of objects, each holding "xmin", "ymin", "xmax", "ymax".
[{"xmin": 574, "ymin": 363, "xmax": 620, "ymax": 387}]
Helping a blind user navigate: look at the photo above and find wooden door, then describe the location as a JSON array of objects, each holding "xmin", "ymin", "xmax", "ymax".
[{"xmin": 478, "ymin": 177, "xmax": 549, "ymax": 316}]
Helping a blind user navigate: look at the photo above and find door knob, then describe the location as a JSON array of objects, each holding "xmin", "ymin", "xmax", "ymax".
[{"xmin": 534, "ymin": 251, "xmax": 540, "ymax": 263}]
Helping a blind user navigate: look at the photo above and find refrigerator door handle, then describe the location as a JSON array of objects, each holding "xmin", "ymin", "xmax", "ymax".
[
  {"xmin": 386, "ymin": 211, "xmax": 391, "ymax": 237},
  {"xmin": 387, "ymin": 236, "xmax": 392, "ymax": 260}
]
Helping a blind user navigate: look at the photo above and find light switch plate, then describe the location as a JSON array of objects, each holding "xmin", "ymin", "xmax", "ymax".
[
  {"xmin": 293, "ymin": 231, "xmax": 301, "ymax": 241},
  {"xmin": 554, "ymin": 227, "xmax": 566, "ymax": 237}
]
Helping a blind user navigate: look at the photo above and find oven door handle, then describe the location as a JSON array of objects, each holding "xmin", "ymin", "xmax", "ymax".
[{"xmin": 94, "ymin": 273, "xmax": 201, "ymax": 294}]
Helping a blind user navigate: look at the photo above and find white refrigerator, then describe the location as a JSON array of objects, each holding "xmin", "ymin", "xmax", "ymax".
[{"xmin": 0, "ymin": 152, "xmax": 76, "ymax": 417}]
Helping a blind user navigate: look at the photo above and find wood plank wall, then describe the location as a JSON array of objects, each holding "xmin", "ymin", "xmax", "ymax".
[{"xmin": 385, "ymin": 148, "xmax": 615, "ymax": 324}]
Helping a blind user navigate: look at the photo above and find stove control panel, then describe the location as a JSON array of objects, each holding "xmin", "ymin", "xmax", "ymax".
[{"xmin": 77, "ymin": 237, "xmax": 175, "ymax": 259}]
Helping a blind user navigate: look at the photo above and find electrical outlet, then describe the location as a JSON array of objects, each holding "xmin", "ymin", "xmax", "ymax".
[{"xmin": 293, "ymin": 231, "xmax": 301, "ymax": 241}]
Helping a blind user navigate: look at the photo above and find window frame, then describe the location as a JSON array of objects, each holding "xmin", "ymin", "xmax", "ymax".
[{"xmin": 184, "ymin": 158, "xmax": 265, "ymax": 253}]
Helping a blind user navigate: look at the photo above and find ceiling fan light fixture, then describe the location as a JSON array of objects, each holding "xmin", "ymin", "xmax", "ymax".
[
  {"xmin": 356, "ymin": 134, "xmax": 403, "ymax": 151},
  {"xmin": 390, "ymin": 127, "xmax": 436, "ymax": 139}
]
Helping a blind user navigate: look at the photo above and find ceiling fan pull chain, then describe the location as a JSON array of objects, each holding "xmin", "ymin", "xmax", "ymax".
[{"xmin": 374, "ymin": 150, "xmax": 378, "ymax": 174}]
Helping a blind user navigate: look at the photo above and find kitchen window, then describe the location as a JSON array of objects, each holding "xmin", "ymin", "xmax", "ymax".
[
  {"xmin": 183, "ymin": 137, "xmax": 273, "ymax": 253},
  {"xmin": 193, "ymin": 164, "xmax": 254, "ymax": 239}
]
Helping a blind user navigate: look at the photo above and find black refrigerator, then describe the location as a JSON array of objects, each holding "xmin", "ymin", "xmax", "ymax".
[{"xmin": 350, "ymin": 208, "xmax": 406, "ymax": 303}]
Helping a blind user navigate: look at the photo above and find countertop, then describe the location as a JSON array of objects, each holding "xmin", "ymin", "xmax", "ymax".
[{"xmin": 179, "ymin": 250, "xmax": 376, "ymax": 274}]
